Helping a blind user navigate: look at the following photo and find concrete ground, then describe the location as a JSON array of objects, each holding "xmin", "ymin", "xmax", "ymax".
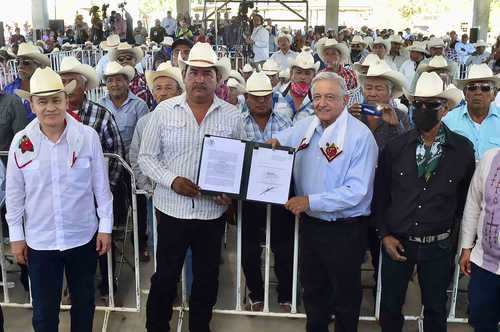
[{"xmin": 2, "ymin": 224, "xmax": 473, "ymax": 332}]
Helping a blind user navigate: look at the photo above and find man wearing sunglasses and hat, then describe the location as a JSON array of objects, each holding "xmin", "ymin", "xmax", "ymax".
[
  {"xmin": 6, "ymin": 67, "xmax": 113, "ymax": 332},
  {"xmin": 373, "ymin": 72, "xmax": 475, "ymax": 332},
  {"xmin": 443, "ymin": 64, "xmax": 500, "ymax": 160}
]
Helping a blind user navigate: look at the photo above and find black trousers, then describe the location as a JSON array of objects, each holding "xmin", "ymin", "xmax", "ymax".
[
  {"xmin": 379, "ymin": 237, "xmax": 454, "ymax": 332},
  {"xmin": 300, "ymin": 217, "xmax": 367, "ymax": 332},
  {"xmin": 241, "ymin": 201, "xmax": 295, "ymax": 303},
  {"xmin": 146, "ymin": 211, "xmax": 225, "ymax": 332},
  {"xmin": 136, "ymin": 194, "xmax": 148, "ymax": 251}
]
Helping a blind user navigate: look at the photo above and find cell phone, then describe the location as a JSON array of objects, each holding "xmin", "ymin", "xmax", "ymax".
[{"xmin": 360, "ymin": 103, "xmax": 383, "ymax": 116}]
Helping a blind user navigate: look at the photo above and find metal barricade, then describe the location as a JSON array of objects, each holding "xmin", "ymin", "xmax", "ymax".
[{"xmin": 0, "ymin": 152, "xmax": 144, "ymax": 332}]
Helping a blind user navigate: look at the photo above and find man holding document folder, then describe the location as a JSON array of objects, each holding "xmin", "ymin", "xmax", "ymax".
[
  {"xmin": 139, "ymin": 42, "xmax": 246, "ymax": 332},
  {"xmin": 267, "ymin": 71, "xmax": 379, "ymax": 332}
]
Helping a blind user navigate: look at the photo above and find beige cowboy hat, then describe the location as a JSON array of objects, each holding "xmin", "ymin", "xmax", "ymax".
[
  {"xmin": 359, "ymin": 60, "xmax": 408, "ymax": 98},
  {"xmin": 59, "ymin": 56, "xmax": 99, "ymax": 90},
  {"xmin": 103, "ymin": 61, "xmax": 135, "ymax": 81},
  {"xmin": 109, "ymin": 42, "xmax": 144, "ymax": 63},
  {"xmin": 145, "ymin": 61, "xmax": 184, "ymax": 91},
  {"xmin": 426, "ymin": 37, "xmax": 445, "ymax": 49},
  {"xmin": 61, "ymin": 42, "xmax": 74, "ymax": 50},
  {"xmin": 216, "ymin": 56, "xmax": 231, "ymax": 81},
  {"xmin": 162, "ymin": 36, "xmax": 174, "ymax": 46},
  {"xmin": 227, "ymin": 78, "xmax": 246, "ymax": 94},
  {"xmin": 372, "ymin": 37, "xmax": 391, "ymax": 55},
  {"xmin": 407, "ymin": 41, "xmax": 429, "ymax": 55},
  {"xmin": 417, "ymin": 55, "xmax": 454, "ymax": 74},
  {"xmin": 262, "ymin": 59, "xmax": 280, "ymax": 76},
  {"xmin": 50, "ymin": 47, "xmax": 60, "ymax": 54},
  {"xmin": 245, "ymin": 72, "xmax": 273, "ymax": 97},
  {"xmin": 350, "ymin": 35, "xmax": 367, "ymax": 48},
  {"xmin": 289, "ymin": 50, "xmax": 320, "ymax": 72},
  {"xmin": 389, "ymin": 34, "xmax": 404, "ymax": 45},
  {"xmin": 241, "ymin": 63, "xmax": 254, "ymax": 74},
  {"xmin": 473, "ymin": 40, "xmax": 489, "ymax": 49},
  {"xmin": 16, "ymin": 42, "xmax": 50, "ymax": 67},
  {"xmin": 179, "ymin": 42, "xmax": 229, "ymax": 79},
  {"xmin": 279, "ymin": 68, "xmax": 290, "ymax": 79},
  {"xmin": 275, "ymin": 32, "xmax": 293, "ymax": 45},
  {"xmin": 229, "ymin": 70, "xmax": 246, "ymax": 86},
  {"xmin": 455, "ymin": 63, "xmax": 500, "ymax": 89},
  {"xmin": 412, "ymin": 72, "xmax": 462, "ymax": 108},
  {"xmin": 0, "ymin": 47, "xmax": 16, "ymax": 60},
  {"xmin": 363, "ymin": 36, "xmax": 374, "ymax": 48},
  {"xmin": 317, "ymin": 38, "xmax": 350, "ymax": 64},
  {"xmin": 15, "ymin": 67, "xmax": 76, "ymax": 100},
  {"xmin": 352, "ymin": 53, "xmax": 380, "ymax": 73},
  {"xmin": 99, "ymin": 34, "xmax": 121, "ymax": 51}
]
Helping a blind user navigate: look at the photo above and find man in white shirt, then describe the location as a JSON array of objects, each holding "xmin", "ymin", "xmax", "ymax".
[
  {"xmin": 139, "ymin": 42, "xmax": 245, "ymax": 332},
  {"xmin": 6, "ymin": 67, "xmax": 113, "ymax": 332},
  {"xmin": 399, "ymin": 42, "xmax": 428, "ymax": 89},
  {"xmin": 455, "ymin": 34, "xmax": 475, "ymax": 65},
  {"xmin": 247, "ymin": 14, "xmax": 269, "ymax": 67},
  {"xmin": 270, "ymin": 33, "xmax": 297, "ymax": 71},
  {"xmin": 162, "ymin": 11, "xmax": 177, "ymax": 37}
]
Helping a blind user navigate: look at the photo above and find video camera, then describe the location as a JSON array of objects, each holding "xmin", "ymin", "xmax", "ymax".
[{"xmin": 238, "ymin": 0, "xmax": 254, "ymax": 19}]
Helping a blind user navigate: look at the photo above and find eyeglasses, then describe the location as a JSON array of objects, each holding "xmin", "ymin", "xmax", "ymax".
[
  {"xmin": 412, "ymin": 100, "xmax": 447, "ymax": 110},
  {"xmin": 466, "ymin": 83, "xmax": 493, "ymax": 93},
  {"xmin": 117, "ymin": 55, "xmax": 135, "ymax": 62},
  {"xmin": 15, "ymin": 59, "xmax": 36, "ymax": 67}
]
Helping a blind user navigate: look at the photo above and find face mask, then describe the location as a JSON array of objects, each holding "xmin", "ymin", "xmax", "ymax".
[
  {"xmin": 412, "ymin": 107, "xmax": 440, "ymax": 132},
  {"xmin": 290, "ymin": 82, "xmax": 309, "ymax": 98}
]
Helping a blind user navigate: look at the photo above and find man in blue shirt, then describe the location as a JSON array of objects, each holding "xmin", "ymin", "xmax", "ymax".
[
  {"xmin": 443, "ymin": 64, "xmax": 500, "ymax": 160},
  {"xmin": 267, "ymin": 71, "xmax": 378, "ymax": 332}
]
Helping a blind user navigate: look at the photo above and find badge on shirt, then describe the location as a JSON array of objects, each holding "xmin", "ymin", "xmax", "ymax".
[
  {"xmin": 15, "ymin": 135, "xmax": 35, "ymax": 169},
  {"xmin": 320, "ymin": 142, "xmax": 342, "ymax": 162},
  {"xmin": 297, "ymin": 138, "xmax": 309, "ymax": 151},
  {"xmin": 19, "ymin": 135, "xmax": 34, "ymax": 154}
]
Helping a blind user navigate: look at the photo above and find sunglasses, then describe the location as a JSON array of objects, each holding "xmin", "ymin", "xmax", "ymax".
[
  {"xmin": 466, "ymin": 83, "xmax": 493, "ymax": 93},
  {"xmin": 412, "ymin": 100, "xmax": 447, "ymax": 110},
  {"xmin": 117, "ymin": 55, "xmax": 135, "ymax": 62},
  {"xmin": 16, "ymin": 59, "xmax": 36, "ymax": 67}
]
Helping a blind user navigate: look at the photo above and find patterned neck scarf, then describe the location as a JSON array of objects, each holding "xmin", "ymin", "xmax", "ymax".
[
  {"xmin": 416, "ymin": 125, "xmax": 446, "ymax": 182},
  {"xmin": 290, "ymin": 82, "xmax": 309, "ymax": 98}
]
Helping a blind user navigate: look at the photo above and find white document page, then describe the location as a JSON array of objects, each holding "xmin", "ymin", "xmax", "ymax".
[
  {"xmin": 245, "ymin": 147, "xmax": 294, "ymax": 204},
  {"xmin": 198, "ymin": 136, "xmax": 247, "ymax": 195}
]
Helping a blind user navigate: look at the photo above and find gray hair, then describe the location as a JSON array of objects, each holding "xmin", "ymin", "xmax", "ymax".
[
  {"xmin": 311, "ymin": 72, "xmax": 347, "ymax": 97},
  {"xmin": 361, "ymin": 76, "xmax": 394, "ymax": 96}
]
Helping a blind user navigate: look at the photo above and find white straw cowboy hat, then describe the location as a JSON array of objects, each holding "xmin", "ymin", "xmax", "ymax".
[
  {"xmin": 350, "ymin": 35, "xmax": 367, "ymax": 48},
  {"xmin": 179, "ymin": 42, "xmax": 229, "ymax": 79},
  {"xmin": 241, "ymin": 64, "xmax": 254, "ymax": 74},
  {"xmin": 352, "ymin": 53, "xmax": 380, "ymax": 73},
  {"xmin": 15, "ymin": 67, "xmax": 76, "ymax": 100},
  {"xmin": 161, "ymin": 36, "xmax": 174, "ymax": 46},
  {"xmin": 227, "ymin": 78, "xmax": 246, "ymax": 94},
  {"xmin": 290, "ymin": 50, "xmax": 320, "ymax": 72},
  {"xmin": 16, "ymin": 42, "xmax": 50, "ymax": 67},
  {"xmin": 372, "ymin": 37, "xmax": 391, "ymax": 55},
  {"xmin": 426, "ymin": 37, "xmax": 445, "ymax": 49},
  {"xmin": 99, "ymin": 34, "xmax": 121, "ymax": 51},
  {"xmin": 145, "ymin": 61, "xmax": 184, "ymax": 91},
  {"xmin": 275, "ymin": 32, "xmax": 293, "ymax": 45},
  {"xmin": 279, "ymin": 68, "xmax": 290, "ymax": 79},
  {"xmin": 262, "ymin": 59, "xmax": 281, "ymax": 76},
  {"xmin": 58, "ymin": 56, "xmax": 99, "ymax": 90},
  {"xmin": 473, "ymin": 40, "xmax": 488, "ymax": 49},
  {"xmin": 216, "ymin": 56, "xmax": 231, "ymax": 81},
  {"xmin": 417, "ymin": 55, "xmax": 454, "ymax": 74},
  {"xmin": 317, "ymin": 38, "xmax": 350, "ymax": 64},
  {"xmin": 389, "ymin": 34, "xmax": 404, "ymax": 45},
  {"xmin": 359, "ymin": 60, "xmax": 408, "ymax": 98},
  {"xmin": 407, "ymin": 41, "xmax": 429, "ymax": 55},
  {"xmin": 229, "ymin": 70, "xmax": 246, "ymax": 86},
  {"xmin": 109, "ymin": 42, "xmax": 144, "ymax": 63},
  {"xmin": 245, "ymin": 72, "xmax": 273, "ymax": 97},
  {"xmin": 455, "ymin": 64, "xmax": 500, "ymax": 89},
  {"xmin": 103, "ymin": 61, "xmax": 135, "ymax": 81},
  {"xmin": 363, "ymin": 36, "xmax": 374, "ymax": 48},
  {"xmin": 412, "ymin": 72, "xmax": 462, "ymax": 108}
]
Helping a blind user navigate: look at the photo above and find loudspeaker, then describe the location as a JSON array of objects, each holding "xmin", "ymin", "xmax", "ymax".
[
  {"xmin": 0, "ymin": 22, "xmax": 4, "ymax": 47},
  {"xmin": 49, "ymin": 19, "xmax": 65, "ymax": 33},
  {"xmin": 469, "ymin": 27, "xmax": 479, "ymax": 43},
  {"xmin": 314, "ymin": 25, "xmax": 325, "ymax": 35}
]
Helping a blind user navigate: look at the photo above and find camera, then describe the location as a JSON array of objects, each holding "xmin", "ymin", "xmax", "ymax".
[
  {"xmin": 118, "ymin": 2, "xmax": 127, "ymax": 9},
  {"xmin": 238, "ymin": 0, "xmax": 254, "ymax": 18}
]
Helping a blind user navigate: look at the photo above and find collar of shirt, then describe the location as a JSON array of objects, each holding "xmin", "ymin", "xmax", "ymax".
[
  {"xmin": 174, "ymin": 92, "xmax": 224, "ymax": 116},
  {"xmin": 405, "ymin": 124, "xmax": 459, "ymax": 150},
  {"xmin": 281, "ymin": 83, "xmax": 313, "ymax": 113},
  {"xmin": 460, "ymin": 102, "xmax": 499, "ymax": 120},
  {"xmin": 103, "ymin": 91, "xmax": 139, "ymax": 112}
]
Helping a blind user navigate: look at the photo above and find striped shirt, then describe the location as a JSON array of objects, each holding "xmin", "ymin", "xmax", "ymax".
[
  {"xmin": 241, "ymin": 106, "xmax": 291, "ymax": 142},
  {"xmin": 138, "ymin": 93, "xmax": 246, "ymax": 220}
]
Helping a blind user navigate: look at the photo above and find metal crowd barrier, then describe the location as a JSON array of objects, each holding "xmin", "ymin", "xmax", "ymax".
[
  {"xmin": 150, "ymin": 200, "xmax": 471, "ymax": 332},
  {"xmin": 0, "ymin": 152, "xmax": 145, "ymax": 332}
]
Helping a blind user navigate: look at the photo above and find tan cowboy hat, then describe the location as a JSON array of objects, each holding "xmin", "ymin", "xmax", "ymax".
[
  {"xmin": 145, "ymin": 61, "xmax": 184, "ymax": 91},
  {"xmin": 0, "ymin": 47, "xmax": 16, "ymax": 60},
  {"xmin": 412, "ymin": 72, "xmax": 462, "ymax": 108},
  {"xmin": 59, "ymin": 56, "xmax": 99, "ymax": 90},
  {"xmin": 352, "ymin": 53, "xmax": 380, "ymax": 73},
  {"xmin": 455, "ymin": 64, "xmax": 500, "ymax": 89},
  {"xmin": 426, "ymin": 37, "xmax": 445, "ymax": 49},
  {"xmin": 15, "ymin": 67, "xmax": 76, "ymax": 100},
  {"xmin": 372, "ymin": 37, "xmax": 391, "ymax": 55},
  {"xmin": 350, "ymin": 35, "xmax": 367, "ymax": 48},
  {"xmin": 275, "ymin": 32, "xmax": 293, "ymax": 45},
  {"xmin": 407, "ymin": 41, "xmax": 429, "ymax": 55},
  {"xmin": 262, "ymin": 59, "xmax": 280, "ymax": 75},
  {"xmin": 389, "ymin": 34, "xmax": 404, "ymax": 45},
  {"xmin": 245, "ymin": 72, "xmax": 273, "ymax": 97},
  {"xmin": 216, "ymin": 57, "xmax": 231, "ymax": 81},
  {"xmin": 227, "ymin": 78, "xmax": 246, "ymax": 94},
  {"xmin": 179, "ymin": 42, "xmax": 229, "ymax": 79},
  {"xmin": 289, "ymin": 50, "xmax": 320, "ymax": 72},
  {"xmin": 50, "ymin": 47, "xmax": 60, "ymax": 54},
  {"xmin": 317, "ymin": 38, "xmax": 350, "ymax": 64},
  {"xmin": 417, "ymin": 55, "xmax": 454, "ymax": 74},
  {"xmin": 61, "ymin": 42, "xmax": 74, "ymax": 50},
  {"xmin": 16, "ymin": 42, "xmax": 50, "ymax": 67},
  {"xmin": 241, "ymin": 64, "xmax": 254, "ymax": 74},
  {"xmin": 109, "ymin": 42, "xmax": 144, "ymax": 63},
  {"xmin": 99, "ymin": 34, "xmax": 121, "ymax": 51},
  {"xmin": 473, "ymin": 40, "xmax": 488, "ymax": 48},
  {"xmin": 279, "ymin": 68, "xmax": 290, "ymax": 79},
  {"xmin": 229, "ymin": 70, "xmax": 246, "ymax": 86},
  {"xmin": 103, "ymin": 61, "xmax": 135, "ymax": 81},
  {"xmin": 359, "ymin": 60, "xmax": 408, "ymax": 98}
]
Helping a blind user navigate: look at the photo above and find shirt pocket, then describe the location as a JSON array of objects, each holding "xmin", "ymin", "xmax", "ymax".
[
  {"xmin": 489, "ymin": 137, "xmax": 500, "ymax": 147},
  {"xmin": 67, "ymin": 157, "xmax": 91, "ymax": 191},
  {"xmin": 21, "ymin": 160, "xmax": 40, "ymax": 189},
  {"xmin": 206, "ymin": 124, "xmax": 234, "ymax": 137}
]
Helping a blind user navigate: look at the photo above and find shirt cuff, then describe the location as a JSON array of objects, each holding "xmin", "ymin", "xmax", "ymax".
[
  {"xmin": 98, "ymin": 218, "xmax": 113, "ymax": 234},
  {"xmin": 308, "ymin": 194, "xmax": 323, "ymax": 212},
  {"xmin": 460, "ymin": 236, "xmax": 476, "ymax": 250},
  {"xmin": 9, "ymin": 224, "xmax": 25, "ymax": 242}
]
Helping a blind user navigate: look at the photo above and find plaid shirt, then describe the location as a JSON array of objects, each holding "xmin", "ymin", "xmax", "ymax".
[
  {"xmin": 78, "ymin": 98, "xmax": 125, "ymax": 188},
  {"xmin": 444, "ymin": 47, "xmax": 459, "ymax": 63},
  {"xmin": 320, "ymin": 65, "xmax": 359, "ymax": 91},
  {"xmin": 242, "ymin": 106, "xmax": 292, "ymax": 142},
  {"xmin": 129, "ymin": 71, "xmax": 154, "ymax": 109}
]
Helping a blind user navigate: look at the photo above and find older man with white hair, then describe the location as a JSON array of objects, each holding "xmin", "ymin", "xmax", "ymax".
[
  {"xmin": 317, "ymin": 38, "xmax": 359, "ymax": 92},
  {"xmin": 267, "ymin": 71, "xmax": 378, "ymax": 332},
  {"xmin": 270, "ymin": 32, "xmax": 297, "ymax": 71}
]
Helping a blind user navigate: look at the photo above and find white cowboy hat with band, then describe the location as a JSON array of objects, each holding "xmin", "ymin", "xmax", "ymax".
[
  {"xmin": 103, "ymin": 61, "xmax": 135, "ymax": 81},
  {"xmin": 350, "ymin": 35, "xmax": 367, "ymax": 48},
  {"xmin": 473, "ymin": 40, "xmax": 489, "ymax": 49},
  {"xmin": 317, "ymin": 38, "xmax": 350, "ymax": 64},
  {"xmin": 178, "ymin": 42, "xmax": 229, "ymax": 80},
  {"xmin": 241, "ymin": 63, "xmax": 254, "ymax": 74},
  {"xmin": 352, "ymin": 53, "xmax": 380, "ymax": 73},
  {"xmin": 289, "ymin": 50, "xmax": 320, "ymax": 72},
  {"xmin": 16, "ymin": 42, "xmax": 51, "ymax": 67},
  {"xmin": 417, "ymin": 55, "xmax": 454, "ymax": 74},
  {"xmin": 245, "ymin": 72, "xmax": 273, "ymax": 97},
  {"xmin": 275, "ymin": 33, "xmax": 293, "ymax": 45},
  {"xmin": 262, "ymin": 59, "xmax": 281, "ymax": 76},
  {"xmin": 412, "ymin": 72, "xmax": 462, "ymax": 108},
  {"xmin": 372, "ymin": 37, "xmax": 391, "ymax": 55},
  {"xmin": 229, "ymin": 70, "xmax": 246, "ymax": 86},
  {"xmin": 359, "ymin": 60, "xmax": 408, "ymax": 98},
  {"xmin": 58, "ymin": 56, "xmax": 99, "ymax": 90},
  {"xmin": 109, "ymin": 42, "xmax": 144, "ymax": 63},
  {"xmin": 455, "ymin": 63, "xmax": 500, "ymax": 89},
  {"xmin": 145, "ymin": 61, "xmax": 184, "ymax": 91},
  {"xmin": 99, "ymin": 34, "xmax": 121, "ymax": 51},
  {"xmin": 15, "ymin": 67, "xmax": 76, "ymax": 100},
  {"xmin": 406, "ymin": 42, "xmax": 429, "ymax": 55}
]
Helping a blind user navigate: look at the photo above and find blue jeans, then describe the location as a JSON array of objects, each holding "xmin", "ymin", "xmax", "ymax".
[
  {"xmin": 468, "ymin": 263, "xmax": 500, "ymax": 332},
  {"xmin": 27, "ymin": 237, "xmax": 98, "ymax": 332}
]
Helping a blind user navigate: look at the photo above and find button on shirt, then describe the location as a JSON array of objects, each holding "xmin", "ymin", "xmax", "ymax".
[
  {"xmin": 443, "ymin": 103, "xmax": 500, "ymax": 160},
  {"xmin": 100, "ymin": 91, "xmax": 149, "ymax": 157},
  {"xmin": 139, "ymin": 94, "xmax": 246, "ymax": 220},
  {"xmin": 5, "ymin": 116, "xmax": 113, "ymax": 251},
  {"xmin": 275, "ymin": 113, "xmax": 378, "ymax": 221},
  {"xmin": 270, "ymin": 50, "xmax": 298, "ymax": 71},
  {"xmin": 242, "ymin": 106, "xmax": 292, "ymax": 143}
]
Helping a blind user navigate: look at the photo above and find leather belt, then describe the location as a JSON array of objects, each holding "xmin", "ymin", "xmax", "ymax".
[{"xmin": 408, "ymin": 230, "xmax": 451, "ymax": 244}]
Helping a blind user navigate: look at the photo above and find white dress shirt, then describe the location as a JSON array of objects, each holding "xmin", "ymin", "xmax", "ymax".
[
  {"xmin": 6, "ymin": 114, "xmax": 113, "ymax": 251},
  {"xmin": 251, "ymin": 26, "xmax": 270, "ymax": 63},
  {"xmin": 129, "ymin": 112, "xmax": 154, "ymax": 193},
  {"xmin": 139, "ymin": 94, "xmax": 246, "ymax": 220},
  {"xmin": 270, "ymin": 49, "xmax": 298, "ymax": 71},
  {"xmin": 399, "ymin": 59, "xmax": 419, "ymax": 90}
]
